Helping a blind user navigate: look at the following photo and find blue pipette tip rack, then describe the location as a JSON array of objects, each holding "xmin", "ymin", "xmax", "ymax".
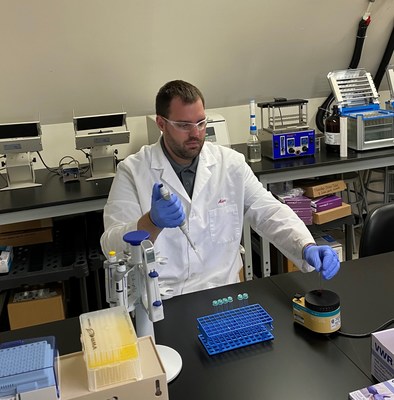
[
  {"xmin": 0, "ymin": 336, "xmax": 58, "ymax": 397},
  {"xmin": 197, "ymin": 304, "xmax": 274, "ymax": 355}
]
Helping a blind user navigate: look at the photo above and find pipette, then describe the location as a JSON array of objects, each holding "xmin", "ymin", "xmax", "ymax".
[{"xmin": 159, "ymin": 184, "xmax": 202, "ymax": 260}]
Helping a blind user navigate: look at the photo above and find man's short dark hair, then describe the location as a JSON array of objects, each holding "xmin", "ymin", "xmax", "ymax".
[{"xmin": 155, "ymin": 80, "xmax": 205, "ymax": 118}]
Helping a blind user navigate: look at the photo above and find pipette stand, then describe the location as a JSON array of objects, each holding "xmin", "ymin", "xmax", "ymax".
[
  {"xmin": 86, "ymin": 145, "xmax": 117, "ymax": 181},
  {"xmin": 135, "ymin": 302, "xmax": 182, "ymax": 383},
  {"xmin": 104, "ymin": 230, "xmax": 182, "ymax": 383}
]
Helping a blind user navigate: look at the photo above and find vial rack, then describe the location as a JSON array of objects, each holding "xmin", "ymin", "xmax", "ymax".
[{"xmin": 197, "ymin": 304, "xmax": 274, "ymax": 355}]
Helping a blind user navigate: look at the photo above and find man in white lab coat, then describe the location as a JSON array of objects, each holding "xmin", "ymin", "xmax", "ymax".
[{"xmin": 101, "ymin": 80, "xmax": 339, "ymax": 296}]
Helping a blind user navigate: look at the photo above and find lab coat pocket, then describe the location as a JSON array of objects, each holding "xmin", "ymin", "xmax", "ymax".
[{"xmin": 208, "ymin": 204, "xmax": 241, "ymax": 244}]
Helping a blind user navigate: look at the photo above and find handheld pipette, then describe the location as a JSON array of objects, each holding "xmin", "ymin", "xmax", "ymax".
[{"xmin": 159, "ymin": 184, "xmax": 202, "ymax": 260}]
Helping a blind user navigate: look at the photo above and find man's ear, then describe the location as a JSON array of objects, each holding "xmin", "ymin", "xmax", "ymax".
[{"xmin": 156, "ymin": 115, "xmax": 165, "ymax": 132}]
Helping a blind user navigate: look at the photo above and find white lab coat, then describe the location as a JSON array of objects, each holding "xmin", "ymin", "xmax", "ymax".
[{"xmin": 101, "ymin": 141, "xmax": 315, "ymax": 296}]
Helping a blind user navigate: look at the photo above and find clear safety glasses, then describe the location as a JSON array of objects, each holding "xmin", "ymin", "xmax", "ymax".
[{"xmin": 161, "ymin": 116, "xmax": 208, "ymax": 133}]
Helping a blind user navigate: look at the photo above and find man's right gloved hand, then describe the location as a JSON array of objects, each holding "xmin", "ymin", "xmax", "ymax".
[{"xmin": 150, "ymin": 183, "xmax": 185, "ymax": 228}]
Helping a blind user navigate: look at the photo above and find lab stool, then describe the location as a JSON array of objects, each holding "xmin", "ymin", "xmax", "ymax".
[
  {"xmin": 364, "ymin": 167, "xmax": 394, "ymax": 205},
  {"xmin": 341, "ymin": 171, "xmax": 369, "ymax": 254}
]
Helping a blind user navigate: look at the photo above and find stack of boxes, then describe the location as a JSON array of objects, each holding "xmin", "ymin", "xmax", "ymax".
[
  {"xmin": 274, "ymin": 179, "xmax": 352, "ymax": 272},
  {"xmin": 276, "ymin": 194, "xmax": 312, "ymax": 225},
  {"xmin": 298, "ymin": 179, "xmax": 352, "ymax": 224}
]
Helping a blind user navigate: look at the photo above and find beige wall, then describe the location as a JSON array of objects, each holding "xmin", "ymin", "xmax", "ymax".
[
  {"xmin": 1, "ymin": 0, "xmax": 393, "ymax": 125},
  {"xmin": 0, "ymin": 1, "xmax": 393, "ymax": 167}
]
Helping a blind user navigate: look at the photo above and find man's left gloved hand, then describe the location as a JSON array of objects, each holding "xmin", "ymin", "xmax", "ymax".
[{"xmin": 303, "ymin": 245, "xmax": 340, "ymax": 280}]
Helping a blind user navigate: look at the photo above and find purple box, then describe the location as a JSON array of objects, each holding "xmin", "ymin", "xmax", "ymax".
[
  {"xmin": 300, "ymin": 217, "xmax": 313, "ymax": 225},
  {"xmin": 311, "ymin": 195, "xmax": 343, "ymax": 213},
  {"xmin": 277, "ymin": 195, "xmax": 311, "ymax": 207},
  {"xmin": 292, "ymin": 208, "xmax": 313, "ymax": 218}
]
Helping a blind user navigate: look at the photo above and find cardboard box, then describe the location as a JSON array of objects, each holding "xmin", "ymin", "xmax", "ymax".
[
  {"xmin": 312, "ymin": 203, "xmax": 351, "ymax": 224},
  {"xmin": 0, "ymin": 227, "xmax": 53, "ymax": 247},
  {"xmin": 299, "ymin": 180, "xmax": 346, "ymax": 198},
  {"xmin": 0, "ymin": 218, "xmax": 53, "ymax": 234},
  {"xmin": 371, "ymin": 328, "xmax": 394, "ymax": 382},
  {"xmin": 285, "ymin": 259, "xmax": 300, "ymax": 273},
  {"xmin": 7, "ymin": 285, "xmax": 65, "ymax": 330},
  {"xmin": 59, "ymin": 336, "xmax": 169, "ymax": 400}
]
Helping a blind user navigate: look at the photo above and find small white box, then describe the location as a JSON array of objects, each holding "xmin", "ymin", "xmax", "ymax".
[
  {"xmin": 349, "ymin": 378, "xmax": 394, "ymax": 399},
  {"xmin": 371, "ymin": 328, "xmax": 394, "ymax": 382},
  {"xmin": 0, "ymin": 246, "xmax": 13, "ymax": 273},
  {"xmin": 314, "ymin": 235, "xmax": 343, "ymax": 262}
]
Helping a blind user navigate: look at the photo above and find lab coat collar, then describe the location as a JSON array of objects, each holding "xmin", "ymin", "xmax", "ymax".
[{"xmin": 150, "ymin": 140, "xmax": 217, "ymax": 203}]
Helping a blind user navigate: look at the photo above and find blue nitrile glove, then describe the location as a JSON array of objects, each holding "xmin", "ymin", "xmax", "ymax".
[
  {"xmin": 150, "ymin": 183, "xmax": 185, "ymax": 228},
  {"xmin": 303, "ymin": 245, "xmax": 340, "ymax": 280}
]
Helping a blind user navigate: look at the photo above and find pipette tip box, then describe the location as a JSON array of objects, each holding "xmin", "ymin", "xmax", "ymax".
[
  {"xmin": 0, "ymin": 336, "xmax": 59, "ymax": 399},
  {"xmin": 197, "ymin": 304, "xmax": 274, "ymax": 355},
  {"xmin": 79, "ymin": 306, "xmax": 142, "ymax": 391}
]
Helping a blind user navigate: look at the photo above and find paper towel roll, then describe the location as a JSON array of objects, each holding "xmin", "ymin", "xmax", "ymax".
[{"xmin": 340, "ymin": 116, "xmax": 348, "ymax": 158}]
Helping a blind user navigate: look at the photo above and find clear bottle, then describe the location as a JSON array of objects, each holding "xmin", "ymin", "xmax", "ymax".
[
  {"xmin": 247, "ymin": 100, "xmax": 261, "ymax": 162},
  {"xmin": 324, "ymin": 105, "xmax": 341, "ymax": 153},
  {"xmin": 247, "ymin": 132, "xmax": 262, "ymax": 162}
]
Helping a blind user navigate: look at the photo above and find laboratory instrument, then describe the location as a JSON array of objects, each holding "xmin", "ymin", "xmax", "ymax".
[
  {"xmin": 146, "ymin": 113, "xmax": 231, "ymax": 146},
  {"xmin": 0, "ymin": 120, "xmax": 42, "ymax": 191},
  {"xmin": 158, "ymin": 184, "xmax": 200, "ymax": 257},
  {"xmin": 247, "ymin": 99, "xmax": 262, "ymax": 162},
  {"xmin": 328, "ymin": 68, "xmax": 394, "ymax": 151},
  {"xmin": 197, "ymin": 303, "xmax": 274, "ymax": 355},
  {"xmin": 292, "ymin": 289, "xmax": 341, "ymax": 334},
  {"xmin": 103, "ymin": 230, "xmax": 182, "ymax": 382},
  {"xmin": 0, "ymin": 336, "xmax": 59, "ymax": 399},
  {"xmin": 73, "ymin": 112, "xmax": 130, "ymax": 180},
  {"xmin": 258, "ymin": 98, "xmax": 316, "ymax": 159}
]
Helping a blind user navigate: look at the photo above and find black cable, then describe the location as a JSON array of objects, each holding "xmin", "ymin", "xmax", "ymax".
[
  {"xmin": 36, "ymin": 151, "xmax": 61, "ymax": 174},
  {"xmin": 337, "ymin": 318, "xmax": 394, "ymax": 338},
  {"xmin": 373, "ymin": 24, "xmax": 394, "ymax": 90},
  {"xmin": 315, "ymin": 14, "xmax": 371, "ymax": 133}
]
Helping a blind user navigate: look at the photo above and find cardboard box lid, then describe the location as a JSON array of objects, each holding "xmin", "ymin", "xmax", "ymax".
[
  {"xmin": 299, "ymin": 180, "xmax": 347, "ymax": 198},
  {"xmin": 0, "ymin": 227, "xmax": 53, "ymax": 247}
]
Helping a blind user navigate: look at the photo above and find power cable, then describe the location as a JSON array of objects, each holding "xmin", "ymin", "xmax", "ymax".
[{"xmin": 337, "ymin": 318, "xmax": 394, "ymax": 338}]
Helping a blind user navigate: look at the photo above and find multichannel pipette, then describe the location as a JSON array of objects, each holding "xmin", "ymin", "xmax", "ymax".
[{"xmin": 159, "ymin": 184, "xmax": 202, "ymax": 261}]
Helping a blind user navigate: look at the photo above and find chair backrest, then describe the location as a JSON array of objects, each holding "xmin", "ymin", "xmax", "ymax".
[{"xmin": 358, "ymin": 203, "xmax": 394, "ymax": 258}]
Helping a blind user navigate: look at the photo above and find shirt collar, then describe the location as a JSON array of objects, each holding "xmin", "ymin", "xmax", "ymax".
[{"xmin": 160, "ymin": 137, "xmax": 199, "ymax": 174}]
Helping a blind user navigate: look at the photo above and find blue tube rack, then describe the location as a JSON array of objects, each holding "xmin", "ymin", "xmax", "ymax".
[{"xmin": 197, "ymin": 304, "xmax": 274, "ymax": 355}]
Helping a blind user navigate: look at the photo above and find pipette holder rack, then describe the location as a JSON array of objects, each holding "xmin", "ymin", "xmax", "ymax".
[{"xmin": 197, "ymin": 304, "xmax": 274, "ymax": 355}]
